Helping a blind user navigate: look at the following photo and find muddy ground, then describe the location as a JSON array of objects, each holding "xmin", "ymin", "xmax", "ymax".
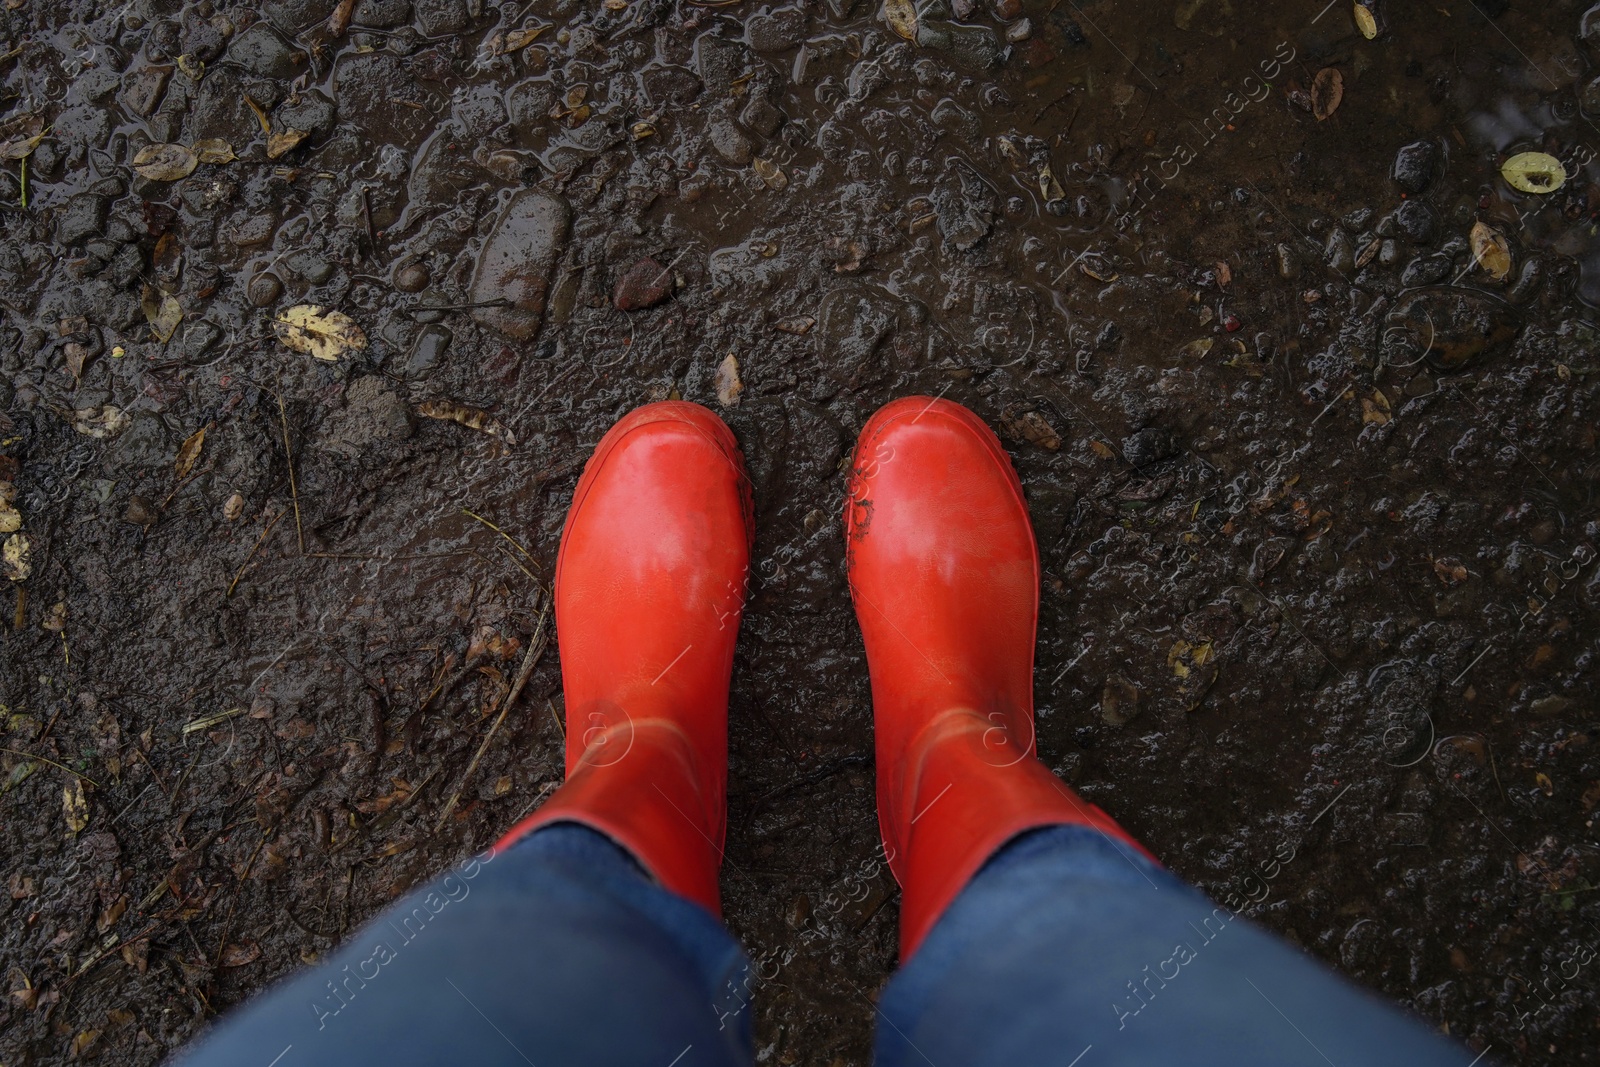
[{"xmin": 2, "ymin": 0, "xmax": 1599, "ymax": 1062}]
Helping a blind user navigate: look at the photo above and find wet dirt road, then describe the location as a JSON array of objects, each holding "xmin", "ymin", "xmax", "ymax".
[{"xmin": 3, "ymin": 0, "xmax": 1600, "ymax": 1063}]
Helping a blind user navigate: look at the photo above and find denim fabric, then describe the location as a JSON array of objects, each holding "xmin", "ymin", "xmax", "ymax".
[
  {"xmin": 877, "ymin": 824, "xmax": 1473, "ymax": 1067},
  {"xmin": 176, "ymin": 824, "xmax": 752, "ymax": 1067},
  {"xmin": 178, "ymin": 823, "xmax": 1474, "ymax": 1067}
]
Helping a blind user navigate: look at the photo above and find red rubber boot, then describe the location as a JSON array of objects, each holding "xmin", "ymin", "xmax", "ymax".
[
  {"xmin": 496, "ymin": 402, "xmax": 753, "ymax": 916},
  {"xmin": 845, "ymin": 397, "xmax": 1155, "ymax": 958}
]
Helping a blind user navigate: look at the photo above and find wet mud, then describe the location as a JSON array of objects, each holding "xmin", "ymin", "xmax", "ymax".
[{"xmin": 3, "ymin": 0, "xmax": 1600, "ymax": 1063}]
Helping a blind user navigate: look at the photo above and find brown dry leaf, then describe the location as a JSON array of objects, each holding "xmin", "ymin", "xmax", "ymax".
[
  {"xmin": 220, "ymin": 941, "xmax": 262, "ymax": 967},
  {"xmin": 1038, "ymin": 164, "xmax": 1064, "ymax": 203},
  {"xmin": 1179, "ymin": 338, "xmax": 1214, "ymax": 360},
  {"xmin": 1311, "ymin": 68, "xmax": 1343, "ymax": 120},
  {"xmin": 715, "ymin": 352, "xmax": 743, "ymax": 406},
  {"xmin": 773, "ymin": 315, "xmax": 815, "ymax": 335},
  {"xmin": 273, "ymin": 305, "xmax": 367, "ymax": 361},
  {"xmin": 141, "ymin": 285, "xmax": 183, "ymax": 342},
  {"xmin": 192, "ymin": 138, "xmax": 235, "ymax": 164},
  {"xmin": 0, "ymin": 497, "xmax": 20, "ymax": 534},
  {"xmin": 1432, "ymin": 556, "xmax": 1468, "ymax": 586},
  {"xmin": 266, "ymin": 128, "xmax": 309, "ymax": 159},
  {"xmin": 69, "ymin": 1029, "xmax": 101, "ymax": 1059},
  {"xmin": 416, "ymin": 400, "xmax": 517, "ymax": 446},
  {"xmin": 1361, "ymin": 389, "xmax": 1391, "ymax": 425},
  {"xmin": 174, "ymin": 426, "xmax": 207, "ymax": 480},
  {"xmin": 244, "ymin": 96, "xmax": 272, "ymax": 136},
  {"xmin": 1215, "ymin": 260, "xmax": 1232, "ymax": 288},
  {"xmin": 1501, "ymin": 151, "xmax": 1566, "ymax": 194},
  {"xmin": 328, "ymin": 0, "xmax": 357, "ymax": 35},
  {"xmin": 503, "ymin": 24, "xmax": 548, "ymax": 51},
  {"xmin": 131, "ymin": 142, "xmax": 199, "ymax": 181},
  {"xmin": 63, "ymin": 778, "xmax": 89, "ymax": 833},
  {"xmin": 1089, "ymin": 440, "xmax": 1118, "ymax": 460},
  {"xmin": 1470, "ymin": 221, "xmax": 1513, "ymax": 280},
  {"xmin": 1003, "ymin": 410, "xmax": 1061, "ymax": 451},
  {"xmin": 884, "ymin": 0, "xmax": 917, "ymax": 40}
]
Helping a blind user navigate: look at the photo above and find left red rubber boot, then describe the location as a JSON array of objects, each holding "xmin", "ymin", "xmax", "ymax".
[
  {"xmin": 845, "ymin": 397, "xmax": 1156, "ymax": 959},
  {"xmin": 496, "ymin": 402, "xmax": 752, "ymax": 916}
]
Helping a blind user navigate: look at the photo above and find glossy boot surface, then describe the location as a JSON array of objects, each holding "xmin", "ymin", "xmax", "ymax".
[
  {"xmin": 845, "ymin": 396, "xmax": 1154, "ymax": 957},
  {"xmin": 498, "ymin": 401, "xmax": 753, "ymax": 916}
]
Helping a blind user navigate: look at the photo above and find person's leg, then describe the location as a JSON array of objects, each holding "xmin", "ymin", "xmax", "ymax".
[
  {"xmin": 844, "ymin": 397, "xmax": 1471, "ymax": 1066},
  {"xmin": 179, "ymin": 824, "xmax": 753, "ymax": 1066},
  {"xmin": 876, "ymin": 824, "xmax": 1468, "ymax": 1066},
  {"xmin": 177, "ymin": 401, "xmax": 757, "ymax": 1065}
]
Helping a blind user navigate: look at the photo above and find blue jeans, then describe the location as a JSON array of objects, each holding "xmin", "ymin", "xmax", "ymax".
[{"xmin": 178, "ymin": 824, "xmax": 1471, "ymax": 1066}]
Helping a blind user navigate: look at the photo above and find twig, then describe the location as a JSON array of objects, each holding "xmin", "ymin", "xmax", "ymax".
[
  {"xmin": 276, "ymin": 379, "xmax": 305, "ymax": 554},
  {"xmin": 0, "ymin": 746, "xmax": 103, "ymax": 789},
  {"xmin": 434, "ymin": 604, "xmax": 550, "ymax": 830},
  {"xmin": 462, "ymin": 507, "xmax": 540, "ymax": 568},
  {"xmin": 227, "ymin": 509, "xmax": 285, "ymax": 597}
]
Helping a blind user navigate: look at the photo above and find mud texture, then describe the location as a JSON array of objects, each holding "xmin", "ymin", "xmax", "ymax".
[{"xmin": 3, "ymin": 0, "xmax": 1600, "ymax": 1064}]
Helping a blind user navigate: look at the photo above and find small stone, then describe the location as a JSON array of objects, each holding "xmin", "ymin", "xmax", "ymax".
[
  {"xmin": 1122, "ymin": 426, "xmax": 1177, "ymax": 467},
  {"xmin": 739, "ymin": 96, "xmax": 784, "ymax": 137},
  {"xmin": 992, "ymin": 0, "xmax": 1022, "ymax": 18},
  {"xmin": 413, "ymin": 0, "xmax": 468, "ymax": 35},
  {"xmin": 613, "ymin": 257, "xmax": 672, "ymax": 311},
  {"xmin": 247, "ymin": 272, "xmax": 283, "ymax": 307},
  {"xmin": 285, "ymin": 251, "xmax": 335, "ymax": 284},
  {"xmin": 56, "ymin": 195, "xmax": 108, "ymax": 245},
  {"xmin": 404, "ymin": 324, "xmax": 452, "ymax": 379},
  {"xmin": 1006, "ymin": 18, "xmax": 1032, "ymax": 42},
  {"xmin": 222, "ymin": 492, "xmax": 245, "ymax": 521},
  {"xmin": 180, "ymin": 321, "xmax": 224, "ymax": 362},
  {"xmin": 225, "ymin": 22, "xmax": 305, "ymax": 79},
  {"xmin": 470, "ymin": 190, "xmax": 572, "ymax": 341},
  {"xmin": 124, "ymin": 496, "xmax": 156, "ymax": 526},
  {"xmin": 746, "ymin": 8, "xmax": 805, "ymax": 52},
  {"xmin": 1400, "ymin": 253, "xmax": 1452, "ymax": 287},
  {"xmin": 1391, "ymin": 140, "xmax": 1438, "ymax": 194},
  {"xmin": 353, "ymin": 0, "xmax": 411, "ymax": 29},
  {"xmin": 1395, "ymin": 200, "xmax": 1437, "ymax": 243},
  {"xmin": 707, "ymin": 112, "xmax": 754, "ymax": 165},
  {"xmin": 394, "ymin": 261, "xmax": 430, "ymax": 293}
]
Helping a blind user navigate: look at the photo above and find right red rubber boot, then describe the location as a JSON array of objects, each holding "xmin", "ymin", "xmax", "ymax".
[
  {"xmin": 496, "ymin": 402, "xmax": 753, "ymax": 916},
  {"xmin": 844, "ymin": 397, "xmax": 1156, "ymax": 959}
]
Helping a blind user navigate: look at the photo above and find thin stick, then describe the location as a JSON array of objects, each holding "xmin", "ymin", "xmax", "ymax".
[
  {"xmin": 461, "ymin": 507, "xmax": 540, "ymax": 567},
  {"xmin": 0, "ymin": 746, "xmax": 103, "ymax": 789},
  {"xmin": 227, "ymin": 508, "xmax": 286, "ymax": 597},
  {"xmin": 434, "ymin": 604, "xmax": 550, "ymax": 830},
  {"xmin": 277, "ymin": 380, "xmax": 304, "ymax": 554}
]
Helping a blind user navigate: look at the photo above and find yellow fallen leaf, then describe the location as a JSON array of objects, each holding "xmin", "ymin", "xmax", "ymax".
[
  {"xmin": 142, "ymin": 285, "xmax": 183, "ymax": 342},
  {"xmin": 0, "ymin": 129, "xmax": 46, "ymax": 160},
  {"xmin": 503, "ymin": 24, "xmax": 547, "ymax": 50},
  {"xmin": 192, "ymin": 138, "xmax": 235, "ymax": 164},
  {"xmin": 274, "ymin": 306, "xmax": 367, "ymax": 361},
  {"xmin": 131, "ymin": 142, "xmax": 198, "ymax": 181},
  {"xmin": 245, "ymin": 96, "xmax": 272, "ymax": 135},
  {"xmin": 1470, "ymin": 221, "xmax": 1512, "ymax": 280},
  {"xmin": 1501, "ymin": 151, "xmax": 1566, "ymax": 194},
  {"xmin": 71, "ymin": 406, "xmax": 130, "ymax": 439},
  {"xmin": 2, "ymin": 531, "xmax": 28, "ymax": 580},
  {"xmin": 1353, "ymin": 3, "xmax": 1378, "ymax": 38},
  {"xmin": 63, "ymin": 778, "xmax": 89, "ymax": 833},
  {"xmin": 753, "ymin": 157, "xmax": 787, "ymax": 190}
]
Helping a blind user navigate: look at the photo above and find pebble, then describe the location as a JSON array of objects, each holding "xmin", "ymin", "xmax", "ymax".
[
  {"xmin": 226, "ymin": 22, "xmax": 304, "ymax": 79},
  {"xmin": 404, "ymin": 324, "xmax": 452, "ymax": 379},
  {"xmin": 469, "ymin": 190, "xmax": 572, "ymax": 341},
  {"xmin": 247, "ymin": 272, "xmax": 283, "ymax": 307},
  {"xmin": 1399, "ymin": 253, "xmax": 1451, "ymax": 287},
  {"xmin": 1122, "ymin": 426, "xmax": 1178, "ymax": 467},
  {"xmin": 1395, "ymin": 200, "xmax": 1436, "ymax": 243},
  {"xmin": 1387, "ymin": 288, "xmax": 1520, "ymax": 370},
  {"xmin": 394, "ymin": 261, "xmax": 430, "ymax": 293},
  {"xmin": 613, "ymin": 257, "xmax": 672, "ymax": 311},
  {"xmin": 1006, "ymin": 18, "xmax": 1032, "ymax": 42},
  {"xmin": 56, "ymin": 195, "xmax": 107, "ymax": 245},
  {"xmin": 1391, "ymin": 140, "xmax": 1437, "ymax": 194},
  {"xmin": 707, "ymin": 112, "xmax": 754, "ymax": 165}
]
